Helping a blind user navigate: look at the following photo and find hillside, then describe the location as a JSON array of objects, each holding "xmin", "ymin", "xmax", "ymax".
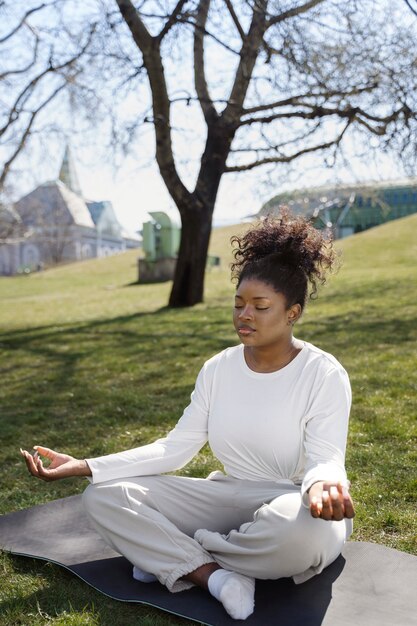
[
  {"xmin": 0, "ymin": 212, "xmax": 416, "ymax": 328},
  {"xmin": 340, "ymin": 211, "xmax": 417, "ymax": 269},
  {"xmin": 0, "ymin": 214, "xmax": 415, "ymax": 625}
]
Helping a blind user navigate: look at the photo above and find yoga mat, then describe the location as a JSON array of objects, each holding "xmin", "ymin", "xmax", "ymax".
[{"xmin": 1, "ymin": 495, "xmax": 416, "ymax": 626}]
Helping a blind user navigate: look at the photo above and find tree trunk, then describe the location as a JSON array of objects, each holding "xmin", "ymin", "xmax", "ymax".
[
  {"xmin": 168, "ymin": 122, "xmax": 235, "ymax": 307},
  {"xmin": 168, "ymin": 201, "xmax": 214, "ymax": 307}
]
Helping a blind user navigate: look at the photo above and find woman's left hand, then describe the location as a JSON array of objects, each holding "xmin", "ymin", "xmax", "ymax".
[{"xmin": 308, "ymin": 481, "xmax": 355, "ymax": 521}]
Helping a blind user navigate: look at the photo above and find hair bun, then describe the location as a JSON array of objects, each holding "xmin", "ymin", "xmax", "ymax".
[{"xmin": 231, "ymin": 208, "xmax": 336, "ymax": 308}]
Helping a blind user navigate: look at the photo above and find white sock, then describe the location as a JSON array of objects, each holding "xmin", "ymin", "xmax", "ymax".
[
  {"xmin": 132, "ymin": 565, "xmax": 157, "ymax": 583},
  {"xmin": 208, "ymin": 569, "xmax": 255, "ymax": 620}
]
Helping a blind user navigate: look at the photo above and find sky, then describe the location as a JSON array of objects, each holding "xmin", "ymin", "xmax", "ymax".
[
  {"xmin": 5, "ymin": 97, "xmax": 410, "ymax": 237},
  {"xmin": 2, "ymin": 0, "xmax": 414, "ymax": 235},
  {"xmin": 73, "ymin": 136, "xmax": 408, "ymax": 236},
  {"xmin": 75, "ymin": 153, "xmax": 263, "ymax": 234}
]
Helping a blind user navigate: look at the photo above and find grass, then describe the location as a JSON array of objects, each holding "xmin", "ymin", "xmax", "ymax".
[{"xmin": 0, "ymin": 214, "xmax": 416, "ymax": 624}]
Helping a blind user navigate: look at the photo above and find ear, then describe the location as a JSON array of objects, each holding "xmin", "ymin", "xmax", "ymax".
[{"xmin": 287, "ymin": 303, "xmax": 302, "ymax": 325}]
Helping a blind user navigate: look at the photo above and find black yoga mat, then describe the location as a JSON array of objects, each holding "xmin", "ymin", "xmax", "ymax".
[{"xmin": 1, "ymin": 495, "xmax": 416, "ymax": 626}]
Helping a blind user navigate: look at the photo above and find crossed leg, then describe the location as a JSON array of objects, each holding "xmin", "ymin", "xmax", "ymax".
[{"xmin": 83, "ymin": 474, "xmax": 351, "ymax": 619}]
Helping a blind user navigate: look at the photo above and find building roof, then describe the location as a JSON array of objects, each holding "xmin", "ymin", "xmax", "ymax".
[
  {"xmin": 15, "ymin": 181, "xmax": 95, "ymax": 229},
  {"xmin": 13, "ymin": 146, "xmax": 141, "ymax": 241},
  {"xmin": 260, "ymin": 178, "xmax": 417, "ymax": 217},
  {"xmin": 57, "ymin": 181, "xmax": 95, "ymax": 228},
  {"xmin": 87, "ymin": 200, "xmax": 114, "ymax": 225}
]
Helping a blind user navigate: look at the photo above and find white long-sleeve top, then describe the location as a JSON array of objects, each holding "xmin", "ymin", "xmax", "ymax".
[{"xmin": 87, "ymin": 341, "xmax": 352, "ymax": 503}]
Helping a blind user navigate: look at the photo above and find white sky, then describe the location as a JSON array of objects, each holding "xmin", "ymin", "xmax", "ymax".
[
  {"xmin": 3, "ymin": 0, "xmax": 413, "ymax": 234},
  {"xmin": 39, "ymin": 1, "xmax": 416, "ymax": 234},
  {"xmin": 74, "ymin": 137, "xmax": 407, "ymax": 235}
]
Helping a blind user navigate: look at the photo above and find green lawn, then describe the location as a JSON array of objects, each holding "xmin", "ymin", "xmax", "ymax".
[{"xmin": 0, "ymin": 214, "xmax": 416, "ymax": 625}]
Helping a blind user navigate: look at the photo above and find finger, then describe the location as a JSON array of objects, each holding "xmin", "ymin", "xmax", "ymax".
[
  {"xmin": 341, "ymin": 486, "xmax": 355, "ymax": 518},
  {"xmin": 34, "ymin": 446, "xmax": 55, "ymax": 459},
  {"xmin": 321, "ymin": 490, "xmax": 333, "ymax": 520},
  {"xmin": 34, "ymin": 454, "xmax": 47, "ymax": 477},
  {"xmin": 34, "ymin": 455, "xmax": 55, "ymax": 482},
  {"xmin": 22, "ymin": 449, "xmax": 34, "ymax": 471},
  {"xmin": 22, "ymin": 450, "xmax": 40, "ymax": 477},
  {"xmin": 329, "ymin": 485, "xmax": 344, "ymax": 521},
  {"xmin": 22, "ymin": 449, "xmax": 49, "ymax": 481},
  {"xmin": 22, "ymin": 451, "xmax": 32, "ymax": 474},
  {"xmin": 310, "ymin": 496, "xmax": 322, "ymax": 518}
]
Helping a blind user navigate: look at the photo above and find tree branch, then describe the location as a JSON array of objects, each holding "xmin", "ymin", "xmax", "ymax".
[
  {"xmin": 0, "ymin": 3, "xmax": 47, "ymax": 43},
  {"xmin": 0, "ymin": 37, "xmax": 40, "ymax": 81},
  {"xmin": 238, "ymin": 103, "xmax": 413, "ymax": 134},
  {"xmin": 115, "ymin": 0, "xmax": 191, "ymax": 210},
  {"xmin": 224, "ymin": 121, "xmax": 352, "ymax": 172},
  {"xmin": 194, "ymin": 0, "xmax": 218, "ymax": 123},
  {"xmin": 267, "ymin": 0, "xmax": 326, "ymax": 28},
  {"xmin": 0, "ymin": 83, "xmax": 66, "ymax": 191},
  {"xmin": 157, "ymin": 0, "xmax": 189, "ymax": 41},
  {"xmin": 222, "ymin": 0, "xmax": 268, "ymax": 126},
  {"xmin": 0, "ymin": 24, "xmax": 96, "ymax": 138},
  {"xmin": 239, "ymin": 107, "xmax": 337, "ymax": 126},
  {"xmin": 403, "ymin": 0, "xmax": 417, "ymax": 18},
  {"xmin": 230, "ymin": 121, "xmax": 322, "ymax": 153},
  {"xmin": 223, "ymin": 0, "xmax": 245, "ymax": 40},
  {"xmin": 241, "ymin": 84, "xmax": 379, "ymax": 115},
  {"xmin": 0, "ymin": 211, "xmax": 32, "ymax": 244}
]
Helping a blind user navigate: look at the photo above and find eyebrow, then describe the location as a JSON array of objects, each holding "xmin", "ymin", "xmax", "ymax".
[{"xmin": 235, "ymin": 295, "xmax": 270, "ymax": 300}]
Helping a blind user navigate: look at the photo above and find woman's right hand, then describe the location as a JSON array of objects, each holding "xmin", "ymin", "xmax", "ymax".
[{"xmin": 20, "ymin": 446, "xmax": 91, "ymax": 481}]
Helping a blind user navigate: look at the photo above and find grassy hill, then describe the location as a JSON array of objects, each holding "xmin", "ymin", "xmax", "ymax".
[{"xmin": 0, "ymin": 214, "xmax": 416, "ymax": 625}]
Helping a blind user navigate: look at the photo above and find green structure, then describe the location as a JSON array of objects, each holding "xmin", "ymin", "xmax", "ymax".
[
  {"xmin": 139, "ymin": 211, "xmax": 181, "ymax": 282},
  {"xmin": 260, "ymin": 179, "xmax": 417, "ymax": 239},
  {"xmin": 142, "ymin": 211, "xmax": 181, "ymax": 260}
]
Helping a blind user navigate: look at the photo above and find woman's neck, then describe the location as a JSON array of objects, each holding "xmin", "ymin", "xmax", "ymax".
[{"xmin": 244, "ymin": 339, "xmax": 303, "ymax": 373}]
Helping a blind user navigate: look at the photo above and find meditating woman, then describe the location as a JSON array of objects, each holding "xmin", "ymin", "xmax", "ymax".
[{"xmin": 21, "ymin": 211, "xmax": 355, "ymax": 621}]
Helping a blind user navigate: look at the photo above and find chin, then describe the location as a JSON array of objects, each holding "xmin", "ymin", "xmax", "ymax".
[{"xmin": 237, "ymin": 334, "xmax": 257, "ymax": 344}]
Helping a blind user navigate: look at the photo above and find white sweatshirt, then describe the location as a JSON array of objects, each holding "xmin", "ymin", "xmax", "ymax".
[{"xmin": 87, "ymin": 341, "xmax": 352, "ymax": 503}]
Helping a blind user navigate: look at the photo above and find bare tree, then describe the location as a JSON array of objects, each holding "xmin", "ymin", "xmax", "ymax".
[
  {"xmin": 112, "ymin": 0, "xmax": 416, "ymax": 306},
  {"xmin": 34, "ymin": 205, "xmax": 75, "ymax": 265},
  {"xmin": 0, "ymin": 202, "xmax": 29, "ymax": 244},
  {"xmin": 403, "ymin": 0, "xmax": 417, "ymax": 18},
  {"xmin": 0, "ymin": 2, "xmax": 97, "ymax": 192},
  {"xmin": 1, "ymin": 1, "xmax": 416, "ymax": 305}
]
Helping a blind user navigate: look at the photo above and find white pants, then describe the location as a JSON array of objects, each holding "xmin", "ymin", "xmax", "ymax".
[{"xmin": 82, "ymin": 471, "xmax": 352, "ymax": 593}]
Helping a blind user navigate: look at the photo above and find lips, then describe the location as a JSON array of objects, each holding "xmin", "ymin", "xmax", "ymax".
[{"xmin": 238, "ymin": 325, "xmax": 255, "ymax": 335}]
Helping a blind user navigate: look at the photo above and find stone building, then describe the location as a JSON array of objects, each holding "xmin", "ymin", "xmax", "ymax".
[{"xmin": 0, "ymin": 148, "xmax": 140, "ymax": 275}]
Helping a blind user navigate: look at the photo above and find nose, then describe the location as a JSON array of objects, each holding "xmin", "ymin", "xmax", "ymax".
[{"xmin": 238, "ymin": 305, "xmax": 253, "ymax": 320}]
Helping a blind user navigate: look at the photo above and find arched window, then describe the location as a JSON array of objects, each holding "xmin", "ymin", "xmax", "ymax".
[
  {"xmin": 0, "ymin": 247, "xmax": 11, "ymax": 275},
  {"xmin": 23, "ymin": 245, "xmax": 40, "ymax": 267},
  {"xmin": 81, "ymin": 244, "xmax": 93, "ymax": 258}
]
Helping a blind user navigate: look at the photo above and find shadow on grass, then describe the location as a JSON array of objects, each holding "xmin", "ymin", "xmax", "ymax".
[
  {"xmin": 2, "ymin": 554, "xmax": 189, "ymax": 626},
  {"xmin": 1, "ymin": 304, "xmax": 415, "ymax": 513},
  {"xmin": 1, "ymin": 306, "xmax": 415, "ymax": 432},
  {"xmin": 0, "ymin": 306, "xmax": 234, "ymax": 481}
]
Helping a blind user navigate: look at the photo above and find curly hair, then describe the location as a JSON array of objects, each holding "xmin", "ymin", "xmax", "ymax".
[{"xmin": 230, "ymin": 209, "xmax": 337, "ymax": 310}]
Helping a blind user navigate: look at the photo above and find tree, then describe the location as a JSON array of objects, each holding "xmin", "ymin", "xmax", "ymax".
[
  {"xmin": 1, "ymin": 1, "xmax": 416, "ymax": 305},
  {"xmin": 0, "ymin": 2, "xmax": 96, "ymax": 193},
  {"xmin": 0, "ymin": 203, "xmax": 29, "ymax": 244}
]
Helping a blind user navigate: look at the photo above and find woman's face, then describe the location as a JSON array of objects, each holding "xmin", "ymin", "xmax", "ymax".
[{"xmin": 233, "ymin": 278, "xmax": 300, "ymax": 349}]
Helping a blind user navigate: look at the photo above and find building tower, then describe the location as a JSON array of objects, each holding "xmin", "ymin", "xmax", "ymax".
[{"xmin": 58, "ymin": 145, "xmax": 83, "ymax": 197}]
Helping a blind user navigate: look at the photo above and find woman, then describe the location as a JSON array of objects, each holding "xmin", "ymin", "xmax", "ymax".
[{"xmin": 21, "ymin": 212, "xmax": 355, "ymax": 621}]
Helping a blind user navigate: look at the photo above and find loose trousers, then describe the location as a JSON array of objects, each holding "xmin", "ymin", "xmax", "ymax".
[{"xmin": 82, "ymin": 471, "xmax": 352, "ymax": 593}]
